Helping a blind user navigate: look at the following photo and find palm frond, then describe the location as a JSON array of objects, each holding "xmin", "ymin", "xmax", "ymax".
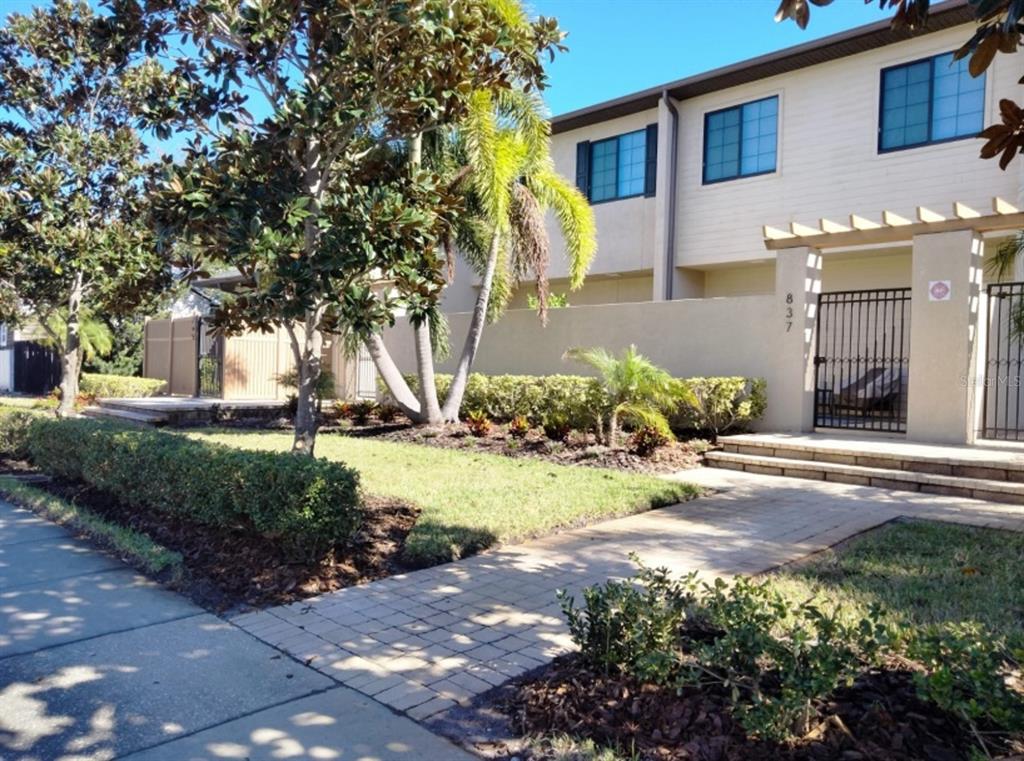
[
  {"xmin": 615, "ymin": 401, "xmax": 675, "ymax": 440},
  {"xmin": 40, "ymin": 310, "xmax": 113, "ymax": 361},
  {"xmin": 527, "ymin": 163, "xmax": 596, "ymax": 289},
  {"xmin": 563, "ymin": 345, "xmax": 618, "ymax": 379},
  {"xmin": 991, "ymin": 233, "xmax": 1024, "ymax": 280},
  {"xmin": 509, "ymin": 182, "xmax": 550, "ymax": 323}
]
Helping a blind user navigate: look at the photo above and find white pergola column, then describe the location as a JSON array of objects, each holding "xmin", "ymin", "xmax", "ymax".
[
  {"xmin": 773, "ymin": 247, "xmax": 822, "ymax": 432},
  {"xmin": 906, "ymin": 229, "xmax": 985, "ymax": 444}
]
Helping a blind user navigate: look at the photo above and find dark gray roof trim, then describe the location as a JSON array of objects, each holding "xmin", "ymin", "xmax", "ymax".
[{"xmin": 551, "ymin": 0, "xmax": 971, "ymax": 134}]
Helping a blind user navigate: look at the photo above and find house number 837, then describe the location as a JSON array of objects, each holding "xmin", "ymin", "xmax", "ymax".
[{"xmin": 784, "ymin": 292, "xmax": 793, "ymax": 332}]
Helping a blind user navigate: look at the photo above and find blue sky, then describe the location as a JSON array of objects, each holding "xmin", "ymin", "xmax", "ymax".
[
  {"xmin": 532, "ymin": 1, "xmax": 895, "ymax": 117},
  {"xmin": 2, "ymin": 0, "xmax": 896, "ymax": 125}
]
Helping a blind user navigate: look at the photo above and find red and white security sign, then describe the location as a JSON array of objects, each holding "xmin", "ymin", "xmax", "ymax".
[{"xmin": 928, "ymin": 280, "xmax": 951, "ymax": 301}]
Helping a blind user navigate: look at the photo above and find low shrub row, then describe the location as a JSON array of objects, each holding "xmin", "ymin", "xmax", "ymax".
[
  {"xmin": 560, "ymin": 558, "xmax": 1024, "ymax": 748},
  {"xmin": 406, "ymin": 372, "xmax": 766, "ymax": 436},
  {"xmin": 80, "ymin": 373, "xmax": 167, "ymax": 398},
  {"xmin": 0, "ymin": 411, "xmax": 362, "ymax": 556}
]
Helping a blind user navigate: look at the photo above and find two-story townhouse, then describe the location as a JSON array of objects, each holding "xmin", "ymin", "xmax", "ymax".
[{"xmin": 384, "ymin": 0, "xmax": 1024, "ymax": 446}]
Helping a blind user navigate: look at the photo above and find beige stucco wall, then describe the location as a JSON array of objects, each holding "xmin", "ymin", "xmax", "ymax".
[
  {"xmin": 383, "ymin": 294, "xmax": 801, "ymax": 431},
  {"xmin": 506, "ymin": 274, "xmax": 654, "ymax": 309}
]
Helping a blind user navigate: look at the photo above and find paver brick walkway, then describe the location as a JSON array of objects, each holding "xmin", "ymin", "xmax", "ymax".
[{"xmin": 232, "ymin": 467, "xmax": 1024, "ymax": 724}]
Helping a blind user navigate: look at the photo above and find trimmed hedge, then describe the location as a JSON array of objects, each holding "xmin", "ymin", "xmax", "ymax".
[
  {"xmin": 0, "ymin": 407, "xmax": 37, "ymax": 458},
  {"xmin": 406, "ymin": 372, "xmax": 766, "ymax": 435},
  {"xmin": 20, "ymin": 415, "xmax": 361, "ymax": 555},
  {"xmin": 80, "ymin": 373, "xmax": 167, "ymax": 398}
]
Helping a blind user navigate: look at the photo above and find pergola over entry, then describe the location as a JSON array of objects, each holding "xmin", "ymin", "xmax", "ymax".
[{"xmin": 760, "ymin": 198, "xmax": 1024, "ymax": 447}]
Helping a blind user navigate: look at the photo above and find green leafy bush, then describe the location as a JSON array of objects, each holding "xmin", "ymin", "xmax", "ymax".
[
  {"xmin": 673, "ymin": 377, "xmax": 767, "ymax": 439},
  {"xmin": 80, "ymin": 373, "xmax": 167, "ymax": 398},
  {"xmin": 908, "ymin": 624, "xmax": 1024, "ymax": 745},
  {"xmin": 25, "ymin": 417, "xmax": 361, "ymax": 555},
  {"xmin": 0, "ymin": 408, "xmax": 39, "ymax": 459},
  {"xmin": 350, "ymin": 400, "xmax": 377, "ymax": 426},
  {"xmin": 409, "ymin": 373, "xmax": 603, "ymax": 431},
  {"xmin": 559, "ymin": 559, "xmax": 887, "ymax": 742},
  {"xmin": 407, "ymin": 372, "xmax": 765, "ymax": 439}
]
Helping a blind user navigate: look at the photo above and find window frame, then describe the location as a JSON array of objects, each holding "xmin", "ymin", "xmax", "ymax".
[
  {"xmin": 587, "ymin": 129, "xmax": 648, "ymax": 204},
  {"xmin": 701, "ymin": 95, "xmax": 780, "ymax": 186},
  {"xmin": 877, "ymin": 51, "xmax": 986, "ymax": 154}
]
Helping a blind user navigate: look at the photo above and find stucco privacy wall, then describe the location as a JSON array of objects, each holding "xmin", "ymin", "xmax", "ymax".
[{"xmin": 382, "ymin": 295, "xmax": 791, "ymax": 430}]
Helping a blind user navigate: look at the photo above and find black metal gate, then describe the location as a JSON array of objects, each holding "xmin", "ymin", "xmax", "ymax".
[
  {"xmin": 814, "ymin": 288, "xmax": 911, "ymax": 433},
  {"xmin": 13, "ymin": 341, "xmax": 61, "ymax": 395},
  {"xmin": 197, "ymin": 320, "xmax": 223, "ymax": 398},
  {"xmin": 982, "ymin": 282, "xmax": 1024, "ymax": 440}
]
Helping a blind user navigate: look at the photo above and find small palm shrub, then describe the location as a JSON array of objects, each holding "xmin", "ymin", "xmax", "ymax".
[
  {"xmin": 559, "ymin": 558, "xmax": 887, "ymax": 742},
  {"xmin": 466, "ymin": 410, "xmax": 492, "ymax": 437},
  {"xmin": 350, "ymin": 400, "xmax": 377, "ymax": 426},
  {"xmin": 508, "ymin": 414, "xmax": 530, "ymax": 438},
  {"xmin": 377, "ymin": 403, "xmax": 400, "ymax": 423},
  {"xmin": 564, "ymin": 345, "xmax": 682, "ymax": 447},
  {"xmin": 629, "ymin": 425, "xmax": 670, "ymax": 456}
]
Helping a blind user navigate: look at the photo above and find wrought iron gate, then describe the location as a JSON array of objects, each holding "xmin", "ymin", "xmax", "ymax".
[
  {"xmin": 814, "ymin": 288, "xmax": 911, "ymax": 433},
  {"xmin": 197, "ymin": 320, "xmax": 224, "ymax": 398},
  {"xmin": 982, "ymin": 282, "xmax": 1024, "ymax": 440}
]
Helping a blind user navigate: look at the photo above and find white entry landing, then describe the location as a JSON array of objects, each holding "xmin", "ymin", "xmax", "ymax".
[{"xmin": 708, "ymin": 432, "xmax": 1024, "ymax": 504}]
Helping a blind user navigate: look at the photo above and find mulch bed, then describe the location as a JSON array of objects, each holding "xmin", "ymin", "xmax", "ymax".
[
  {"xmin": 373, "ymin": 423, "xmax": 704, "ymax": 475},
  {"xmin": 3, "ymin": 464, "xmax": 418, "ymax": 612},
  {"xmin": 496, "ymin": 654, "xmax": 1022, "ymax": 761}
]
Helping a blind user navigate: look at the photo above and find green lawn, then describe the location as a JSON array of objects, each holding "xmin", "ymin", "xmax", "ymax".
[
  {"xmin": 768, "ymin": 519, "xmax": 1024, "ymax": 645},
  {"xmin": 193, "ymin": 429, "xmax": 699, "ymax": 566}
]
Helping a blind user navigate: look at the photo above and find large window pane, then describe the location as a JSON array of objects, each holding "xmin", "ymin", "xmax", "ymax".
[
  {"xmin": 587, "ymin": 129, "xmax": 649, "ymax": 202},
  {"xmin": 880, "ymin": 53, "xmax": 985, "ymax": 151},
  {"xmin": 590, "ymin": 138, "xmax": 617, "ymax": 202},
  {"xmin": 616, "ymin": 130, "xmax": 647, "ymax": 197},
  {"xmin": 704, "ymin": 95, "xmax": 778, "ymax": 183}
]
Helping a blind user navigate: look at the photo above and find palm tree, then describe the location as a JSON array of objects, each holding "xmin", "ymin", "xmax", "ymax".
[
  {"xmin": 39, "ymin": 309, "xmax": 113, "ymax": 368},
  {"xmin": 564, "ymin": 344, "xmax": 683, "ymax": 447},
  {"xmin": 367, "ymin": 78, "xmax": 597, "ymax": 424}
]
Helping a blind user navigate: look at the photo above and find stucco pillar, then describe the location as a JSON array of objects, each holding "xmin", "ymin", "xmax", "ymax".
[
  {"xmin": 772, "ymin": 247, "xmax": 822, "ymax": 432},
  {"xmin": 906, "ymin": 230, "xmax": 984, "ymax": 444}
]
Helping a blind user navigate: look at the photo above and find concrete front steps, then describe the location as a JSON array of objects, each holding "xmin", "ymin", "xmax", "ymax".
[
  {"xmin": 82, "ymin": 405, "xmax": 168, "ymax": 426},
  {"xmin": 707, "ymin": 433, "xmax": 1024, "ymax": 505}
]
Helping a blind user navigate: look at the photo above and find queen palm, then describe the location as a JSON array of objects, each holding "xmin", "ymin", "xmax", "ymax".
[{"xmin": 367, "ymin": 82, "xmax": 597, "ymax": 424}]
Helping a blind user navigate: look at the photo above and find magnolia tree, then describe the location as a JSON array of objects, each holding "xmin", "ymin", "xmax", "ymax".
[
  {"xmin": 141, "ymin": 0, "xmax": 561, "ymax": 455},
  {"xmin": 0, "ymin": 0, "xmax": 169, "ymax": 415},
  {"xmin": 358, "ymin": 83, "xmax": 597, "ymax": 425}
]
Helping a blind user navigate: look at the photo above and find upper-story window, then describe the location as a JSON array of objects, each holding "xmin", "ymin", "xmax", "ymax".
[
  {"xmin": 575, "ymin": 124, "xmax": 658, "ymax": 203},
  {"xmin": 702, "ymin": 95, "xmax": 779, "ymax": 185},
  {"xmin": 879, "ymin": 52, "xmax": 986, "ymax": 152}
]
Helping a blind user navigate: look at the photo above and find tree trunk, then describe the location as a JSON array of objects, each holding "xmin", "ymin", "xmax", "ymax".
[
  {"xmin": 291, "ymin": 318, "xmax": 323, "ymax": 456},
  {"xmin": 441, "ymin": 227, "xmax": 501, "ymax": 422},
  {"xmin": 414, "ymin": 318, "xmax": 443, "ymax": 425},
  {"xmin": 607, "ymin": 409, "xmax": 620, "ymax": 448},
  {"xmin": 56, "ymin": 273, "xmax": 84, "ymax": 418},
  {"xmin": 363, "ymin": 333, "xmax": 422, "ymax": 420}
]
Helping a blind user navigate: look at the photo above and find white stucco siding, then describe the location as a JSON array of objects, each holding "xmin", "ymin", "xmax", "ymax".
[{"xmin": 675, "ymin": 24, "xmax": 1023, "ymax": 269}]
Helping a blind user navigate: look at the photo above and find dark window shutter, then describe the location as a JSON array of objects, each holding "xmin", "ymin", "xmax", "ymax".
[
  {"xmin": 575, "ymin": 140, "xmax": 591, "ymax": 200},
  {"xmin": 644, "ymin": 123, "xmax": 658, "ymax": 197}
]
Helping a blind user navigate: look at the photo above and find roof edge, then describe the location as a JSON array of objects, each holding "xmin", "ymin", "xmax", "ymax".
[{"xmin": 550, "ymin": 0, "xmax": 972, "ymax": 134}]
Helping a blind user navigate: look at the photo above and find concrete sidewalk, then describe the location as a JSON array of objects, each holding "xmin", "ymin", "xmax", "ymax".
[
  {"xmin": 0, "ymin": 499, "xmax": 472, "ymax": 761},
  {"xmin": 231, "ymin": 467, "xmax": 1024, "ymax": 726}
]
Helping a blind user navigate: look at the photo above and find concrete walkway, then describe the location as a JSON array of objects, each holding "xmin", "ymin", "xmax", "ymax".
[
  {"xmin": 0, "ymin": 499, "xmax": 473, "ymax": 761},
  {"xmin": 231, "ymin": 467, "xmax": 1024, "ymax": 727}
]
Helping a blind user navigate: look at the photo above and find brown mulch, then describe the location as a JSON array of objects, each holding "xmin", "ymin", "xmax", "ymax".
[
  {"xmin": 500, "ymin": 654, "xmax": 1021, "ymax": 761},
  {"xmin": 14, "ymin": 472, "xmax": 418, "ymax": 612},
  {"xmin": 374, "ymin": 423, "xmax": 704, "ymax": 475}
]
